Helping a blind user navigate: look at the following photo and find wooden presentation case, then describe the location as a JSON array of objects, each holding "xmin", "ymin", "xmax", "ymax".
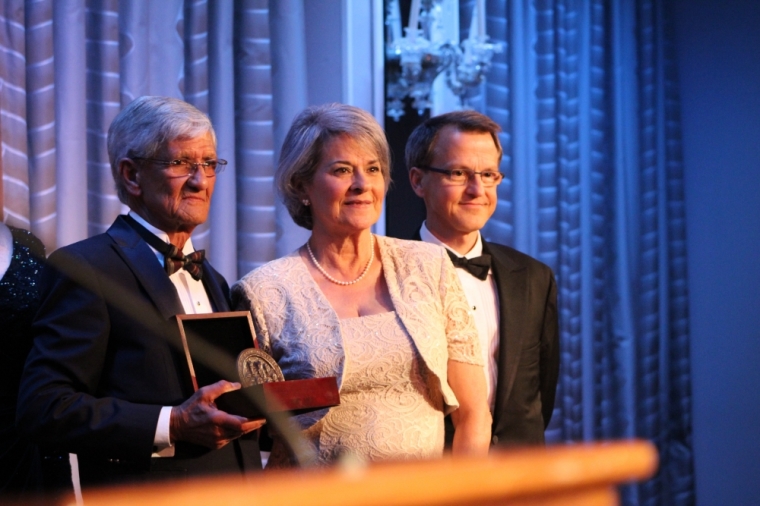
[{"xmin": 176, "ymin": 311, "xmax": 339, "ymax": 418}]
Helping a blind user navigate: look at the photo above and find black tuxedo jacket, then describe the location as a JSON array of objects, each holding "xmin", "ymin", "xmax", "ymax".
[
  {"xmin": 17, "ymin": 216, "xmax": 260, "ymax": 485},
  {"xmin": 413, "ymin": 230, "xmax": 559, "ymax": 446}
]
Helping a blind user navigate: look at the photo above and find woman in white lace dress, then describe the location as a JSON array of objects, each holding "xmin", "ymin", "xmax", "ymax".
[{"xmin": 232, "ymin": 103, "xmax": 491, "ymax": 467}]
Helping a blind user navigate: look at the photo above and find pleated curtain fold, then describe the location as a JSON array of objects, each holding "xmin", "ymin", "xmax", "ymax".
[
  {"xmin": 0, "ymin": 0, "xmax": 695, "ymax": 504},
  {"xmin": 479, "ymin": 0, "xmax": 694, "ymax": 504},
  {"xmin": 0, "ymin": 0, "xmax": 283, "ymax": 282}
]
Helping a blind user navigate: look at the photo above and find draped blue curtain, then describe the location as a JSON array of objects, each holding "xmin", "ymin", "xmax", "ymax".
[
  {"xmin": 0, "ymin": 0, "xmax": 278, "ymax": 282},
  {"xmin": 3, "ymin": 0, "xmax": 694, "ymax": 503},
  {"xmin": 477, "ymin": 0, "xmax": 694, "ymax": 504}
]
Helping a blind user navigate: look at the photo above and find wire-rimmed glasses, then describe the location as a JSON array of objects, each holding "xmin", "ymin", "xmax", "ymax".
[
  {"xmin": 420, "ymin": 166, "xmax": 503, "ymax": 187},
  {"xmin": 132, "ymin": 158, "xmax": 228, "ymax": 178}
]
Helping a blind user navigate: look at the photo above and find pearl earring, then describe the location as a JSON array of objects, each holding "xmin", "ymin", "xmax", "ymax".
[{"xmin": 302, "ymin": 199, "xmax": 310, "ymax": 206}]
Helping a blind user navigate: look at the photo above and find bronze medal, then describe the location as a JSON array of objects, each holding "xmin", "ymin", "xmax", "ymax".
[{"xmin": 237, "ymin": 348, "xmax": 285, "ymax": 387}]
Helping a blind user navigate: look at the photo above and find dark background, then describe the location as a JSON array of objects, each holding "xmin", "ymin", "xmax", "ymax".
[
  {"xmin": 384, "ymin": 102, "xmax": 428, "ymax": 239},
  {"xmin": 384, "ymin": 0, "xmax": 429, "ymax": 240},
  {"xmin": 673, "ymin": 0, "xmax": 760, "ymax": 504}
]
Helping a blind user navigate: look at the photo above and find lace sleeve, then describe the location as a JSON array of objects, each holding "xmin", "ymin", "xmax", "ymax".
[
  {"xmin": 231, "ymin": 278, "xmax": 272, "ymax": 355},
  {"xmin": 439, "ymin": 249, "xmax": 483, "ymax": 366}
]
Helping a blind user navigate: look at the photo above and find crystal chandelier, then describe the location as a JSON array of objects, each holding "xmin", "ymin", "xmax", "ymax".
[{"xmin": 385, "ymin": 0, "xmax": 503, "ymax": 121}]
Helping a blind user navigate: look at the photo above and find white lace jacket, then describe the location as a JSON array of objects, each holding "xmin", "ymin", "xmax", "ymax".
[{"xmin": 231, "ymin": 236, "xmax": 483, "ymax": 429}]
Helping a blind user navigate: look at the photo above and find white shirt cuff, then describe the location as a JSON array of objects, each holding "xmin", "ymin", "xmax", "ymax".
[{"xmin": 152, "ymin": 406, "xmax": 175, "ymax": 457}]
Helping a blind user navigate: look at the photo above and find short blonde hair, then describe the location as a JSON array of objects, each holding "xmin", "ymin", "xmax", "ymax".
[{"xmin": 276, "ymin": 103, "xmax": 392, "ymax": 230}]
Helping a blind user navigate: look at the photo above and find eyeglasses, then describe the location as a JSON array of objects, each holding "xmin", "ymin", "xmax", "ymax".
[
  {"xmin": 420, "ymin": 166, "xmax": 503, "ymax": 187},
  {"xmin": 132, "ymin": 158, "xmax": 228, "ymax": 178}
]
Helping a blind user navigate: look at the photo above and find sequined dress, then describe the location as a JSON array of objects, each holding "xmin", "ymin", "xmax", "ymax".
[{"xmin": 0, "ymin": 227, "xmax": 45, "ymax": 494}]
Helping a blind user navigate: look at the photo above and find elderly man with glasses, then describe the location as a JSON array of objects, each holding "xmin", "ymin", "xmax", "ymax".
[
  {"xmin": 17, "ymin": 96, "xmax": 263, "ymax": 488},
  {"xmin": 406, "ymin": 110, "xmax": 559, "ymax": 448}
]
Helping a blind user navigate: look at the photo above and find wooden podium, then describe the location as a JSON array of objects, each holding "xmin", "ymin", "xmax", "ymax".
[{"xmin": 71, "ymin": 440, "xmax": 657, "ymax": 506}]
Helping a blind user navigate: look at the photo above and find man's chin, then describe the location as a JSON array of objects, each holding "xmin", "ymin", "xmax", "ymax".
[
  {"xmin": 173, "ymin": 214, "xmax": 209, "ymax": 232},
  {"xmin": 177, "ymin": 205, "xmax": 210, "ymax": 222},
  {"xmin": 453, "ymin": 217, "xmax": 490, "ymax": 234}
]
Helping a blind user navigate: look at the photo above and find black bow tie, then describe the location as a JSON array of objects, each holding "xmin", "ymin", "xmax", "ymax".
[
  {"xmin": 124, "ymin": 215, "xmax": 205, "ymax": 281},
  {"xmin": 162, "ymin": 245, "xmax": 205, "ymax": 280},
  {"xmin": 446, "ymin": 250, "xmax": 491, "ymax": 280}
]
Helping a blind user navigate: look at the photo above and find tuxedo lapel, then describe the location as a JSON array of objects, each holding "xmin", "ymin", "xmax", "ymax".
[
  {"xmin": 485, "ymin": 241, "xmax": 529, "ymax": 432},
  {"xmin": 202, "ymin": 264, "xmax": 230, "ymax": 312},
  {"xmin": 106, "ymin": 216, "xmax": 185, "ymax": 320}
]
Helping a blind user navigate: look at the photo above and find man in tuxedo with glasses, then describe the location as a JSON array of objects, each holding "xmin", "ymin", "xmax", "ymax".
[
  {"xmin": 17, "ymin": 96, "xmax": 263, "ymax": 487},
  {"xmin": 406, "ymin": 110, "xmax": 559, "ymax": 446}
]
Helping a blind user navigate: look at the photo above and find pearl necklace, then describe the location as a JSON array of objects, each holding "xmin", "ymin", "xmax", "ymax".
[{"xmin": 306, "ymin": 234, "xmax": 375, "ymax": 286}]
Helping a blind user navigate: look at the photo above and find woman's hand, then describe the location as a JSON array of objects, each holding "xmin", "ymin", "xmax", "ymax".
[{"xmin": 448, "ymin": 360, "xmax": 492, "ymax": 456}]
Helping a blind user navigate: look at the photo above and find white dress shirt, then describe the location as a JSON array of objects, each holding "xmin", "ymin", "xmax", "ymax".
[
  {"xmin": 129, "ymin": 211, "xmax": 213, "ymax": 456},
  {"xmin": 420, "ymin": 222, "xmax": 500, "ymax": 412}
]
